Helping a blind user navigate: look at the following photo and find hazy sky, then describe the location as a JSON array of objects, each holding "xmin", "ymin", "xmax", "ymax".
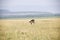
[{"xmin": 1, "ymin": 0, "xmax": 60, "ymax": 13}]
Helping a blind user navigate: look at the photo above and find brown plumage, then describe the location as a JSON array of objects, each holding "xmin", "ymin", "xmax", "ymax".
[{"xmin": 29, "ymin": 19, "xmax": 35, "ymax": 24}]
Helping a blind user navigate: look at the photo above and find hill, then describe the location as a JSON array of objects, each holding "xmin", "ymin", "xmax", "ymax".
[{"xmin": 0, "ymin": 9, "xmax": 60, "ymax": 19}]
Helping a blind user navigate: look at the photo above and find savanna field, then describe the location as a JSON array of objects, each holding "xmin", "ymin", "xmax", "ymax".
[{"xmin": 0, "ymin": 18, "xmax": 60, "ymax": 40}]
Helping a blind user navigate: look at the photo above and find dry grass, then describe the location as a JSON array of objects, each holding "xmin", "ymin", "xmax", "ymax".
[{"xmin": 0, "ymin": 18, "xmax": 60, "ymax": 40}]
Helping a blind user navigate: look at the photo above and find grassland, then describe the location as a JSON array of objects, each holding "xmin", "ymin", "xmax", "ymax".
[{"xmin": 0, "ymin": 18, "xmax": 60, "ymax": 40}]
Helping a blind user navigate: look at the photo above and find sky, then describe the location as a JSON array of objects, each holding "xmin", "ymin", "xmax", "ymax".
[{"xmin": 1, "ymin": 0, "xmax": 60, "ymax": 13}]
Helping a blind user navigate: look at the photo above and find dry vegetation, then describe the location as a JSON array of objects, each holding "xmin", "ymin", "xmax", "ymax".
[{"xmin": 0, "ymin": 18, "xmax": 60, "ymax": 40}]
